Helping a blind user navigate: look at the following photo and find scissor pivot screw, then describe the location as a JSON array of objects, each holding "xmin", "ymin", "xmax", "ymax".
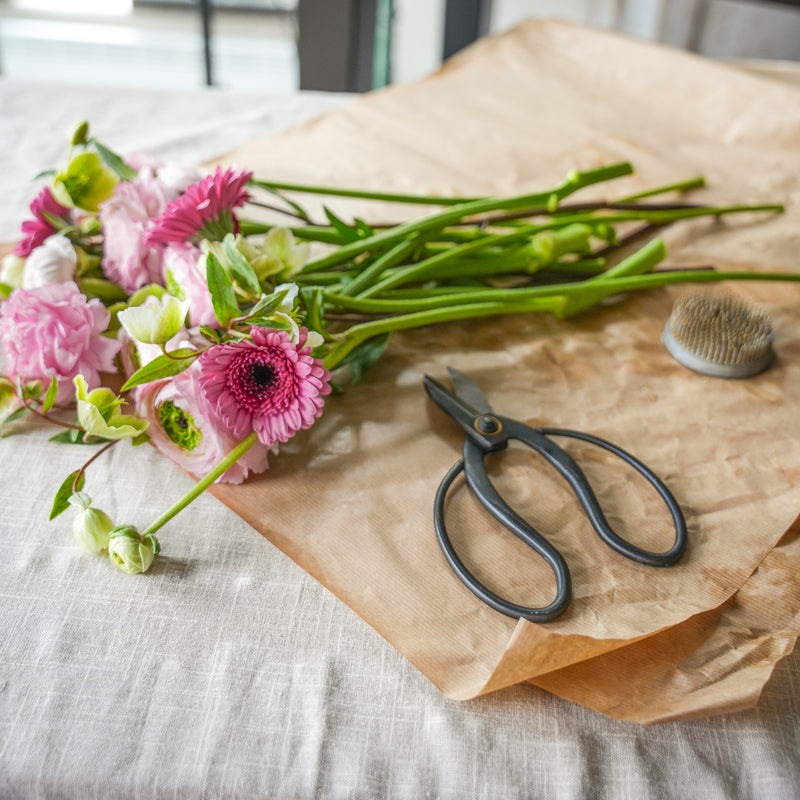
[{"xmin": 475, "ymin": 415, "xmax": 502, "ymax": 435}]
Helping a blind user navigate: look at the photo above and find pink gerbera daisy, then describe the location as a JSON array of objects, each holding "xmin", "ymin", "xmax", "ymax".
[
  {"xmin": 145, "ymin": 166, "xmax": 252, "ymax": 246},
  {"xmin": 197, "ymin": 326, "xmax": 331, "ymax": 447},
  {"xmin": 15, "ymin": 187, "xmax": 71, "ymax": 257}
]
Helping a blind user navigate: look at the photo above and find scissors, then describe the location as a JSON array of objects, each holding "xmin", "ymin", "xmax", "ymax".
[{"xmin": 424, "ymin": 368, "xmax": 687, "ymax": 623}]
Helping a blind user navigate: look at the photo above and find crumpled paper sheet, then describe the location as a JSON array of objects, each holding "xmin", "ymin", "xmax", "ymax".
[{"xmin": 206, "ymin": 20, "xmax": 800, "ymax": 721}]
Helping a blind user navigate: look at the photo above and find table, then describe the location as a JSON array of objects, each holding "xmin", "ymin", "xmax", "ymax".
[{"xmin": 1, "ymin": 78, "xmax": 799, "ymax": 800}]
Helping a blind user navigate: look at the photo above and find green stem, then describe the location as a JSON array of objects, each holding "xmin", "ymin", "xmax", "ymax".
[
  {"xmin": 141, "ymin": 431, "xmax": 259, "ymax": 536},
  {"xmin": 340, "ymin": 234, "xmax": 425, "ymax": 296},
  {"xmin": 323, "ymin": 267, "xmax": 800, "ymax": 368},
  {"xmin": 616, "ymin": 176, "xmax": 706, "ymax": 202},
  {"xmin": 251, "ymin": 178, "xmax": 479, "ymax": 206},
  {"xmin": 298, "ymin": 162, "xmax": 634, "ymax": 275},
  {"xmin": 357, "ymin": 227, "xmax": 538, "ymax": 298}
]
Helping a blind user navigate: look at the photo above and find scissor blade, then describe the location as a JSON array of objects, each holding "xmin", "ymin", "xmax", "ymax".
[
  {"xmin": 446, "ymin": 368, "xmax": 494, "ymax": 414},
  {"xmin": 423, "ymin": 374, "xmax": 484, "ymax": 434}
]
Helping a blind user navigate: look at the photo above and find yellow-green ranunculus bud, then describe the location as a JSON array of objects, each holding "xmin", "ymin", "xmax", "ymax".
[
  {"xmin": 68, "ymin": 492, "xmax": 114, "ymax": 555},
  {"xmin": 117, "ymin": 294, "xmax": 189, "ymax": 345},
  {"xmin": 68, "ymin": 120, "xmax": 90, "ymax": 147},
  {"xmin": 74, "ymin": 375, "xmax": 149, "ymax": 441},
  {"xmin": 107, "ymin": 526, "xmax": 160, "ymax": 575},
  {"xmin": 53, "ymin": 152, "xmax": 118, "ymax": 212},
  {"xmin": 73, "ymin": 509, "xmax": 115, "ymax": 554}
]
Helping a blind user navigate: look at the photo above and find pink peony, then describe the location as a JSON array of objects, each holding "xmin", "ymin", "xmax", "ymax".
[
  {"xmin": 0, "ymin": 281, "xmax": 121, "ymax": 404},
  {"xmin": 145, "ymin": 166, "xmax": 252, "ymax": 247},
  {"xmin": 135, "ymin": 362, "xmax": 271, "ymax": 484},
  {"xmin": 15, "ymin": 187, "xmax": 71, "ymax": 257},
  {"xmin": 99, "ymin": 166, "xmax": 184, "ymax": 293},
  {"xmin": 161, "ymin": 243, "xmax": 217, "ymax": 328},
  {"xmin": 197, "ymin": 326, "xmax": 331, "ymax": 447}
]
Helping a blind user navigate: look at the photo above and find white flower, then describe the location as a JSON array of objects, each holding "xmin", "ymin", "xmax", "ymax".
[
  {"xmin": 117, "ymin": 294, "xmax": 190, "ymax": 345},
  {"xmin": 22, "ymin": 234, "xmax": 76, "ymax": 289},
  {"xmin": 0, "ymin": 254, "xmax": 25, "ymax": 290}
]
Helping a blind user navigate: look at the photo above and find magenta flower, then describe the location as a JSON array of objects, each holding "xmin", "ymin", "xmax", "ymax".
[
  {"xmin": 0, "ymin": 281, "xmax": 121, "ymax": 405},
  {"xmin": 15, "ymin": 187, "xmax": 71, "ymax": 257},
  {"xmin": 198, "ymin": 326, "xmax": 331, "ymax": 447},
  {"xmin": 145, "ymin": 166, "xmax": 253, "ymax": 247}
]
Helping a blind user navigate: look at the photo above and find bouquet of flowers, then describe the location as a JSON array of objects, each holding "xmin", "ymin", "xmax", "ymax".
[{"xmin": 1, "ymin": 122, "xmax": 796, "ymax": 574}]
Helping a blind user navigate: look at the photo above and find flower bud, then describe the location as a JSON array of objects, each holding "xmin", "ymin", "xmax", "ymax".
[
  {"xmin": 68, "ymin": 120, "xmax": 90, "ymax": 147},
  {"xmin": 107, "ymin": 525, "xmax": 160, "ymax": 574},
  {"xmin": 22, "ymin": 234, "xmax": 77, "ymax": 289},
  {"xmin": 72, "ymin": 506, "xmax": 115, "ymax": 555},
  {"xmin": 79, "ymin": 216, "xmax": 102, "ymax": 237},
  {"xmin": 117, "ymin": 294, "xmax": 189, "ymax": 345}
]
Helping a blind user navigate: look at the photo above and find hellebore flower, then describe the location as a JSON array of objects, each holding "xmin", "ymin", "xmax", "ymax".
[
  {"xmin": 74, "ymin": 375, "xmax": 149, "ymax": 441},
  {"xmin": 197, "ymin": 326, "xmax": 331, "ymax": 447},
  {"xmin": 0, "ymin": 281, "xmax": 121, "ymax": 405},
  {"xmin": 15, "ymin": 187, "xmax": 71, "ymax": 257},
  {"xmin": 145, "ymin": 166, "xmax": 252, "ymax": 246},
  {"xmin": 107, "ymin": 526, "xmax": 160, "ymax": 574},
  {"xmin": 53, "ymin": 152, "xmax": 119, "ymax": 212},
  {"xmin": 117, "ymin": 294, "xmax": 189, "ymax": 345}
]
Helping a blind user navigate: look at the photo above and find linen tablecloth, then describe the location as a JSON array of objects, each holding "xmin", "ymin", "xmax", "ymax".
[{"xmin": 1, "ymin": 57, "xmax": 800, "ymax": 799}]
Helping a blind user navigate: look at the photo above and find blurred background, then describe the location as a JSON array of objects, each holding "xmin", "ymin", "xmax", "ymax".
[{"xmin": 0, "ymin": 0, "xmax": 799, "ymax": 93}]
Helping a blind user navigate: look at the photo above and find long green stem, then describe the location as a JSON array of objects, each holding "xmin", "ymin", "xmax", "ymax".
[
  {"xmin": 323, "ymin": 267, "xmax": 800, "ymax": 368},
  {"xmin": 251, "ymin": 178, "xmax": 480, "ymax": 206},
  {"xmin": 298, "ymin": 163, "xmax": 634, "ymax": 275},
  {"xmin": 141, "ymin": 431, "xmax": 259, "ymax": 536}
]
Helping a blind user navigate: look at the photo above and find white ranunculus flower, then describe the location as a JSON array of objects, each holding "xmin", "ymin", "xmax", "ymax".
[{"xmin": 22, "ymin": 234, "xmax": 77, "ymax": 289}]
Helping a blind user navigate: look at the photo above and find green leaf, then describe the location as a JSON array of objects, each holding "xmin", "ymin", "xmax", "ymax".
[
  {"xmin": 0, "ymin": 282, "xmax": 13, "ymax": 299},
  {"xmin": 199, "ymin": 325, "xmax": 223, "ymax": 344},
  {"xmin": 32, "ymin": 169, "xmax": 57, "ymax": 181},
  {"xmin": 49, "ymin": 429, "xmax": 93, "ymax": 444},
  {"xmin": 41, "ymin": 377, "xmax": 59, "ymax": 415},
  {"xmin": 223, "ymin": 234, "xmax": 261, "ymax": 297},
  {"xmin": 324, "ymin": 206, "xmax": 361, "ymax": 243},
  {"xmin": 353, "ymin": 217, "xmax": 375, "ymax": 238},
  {"xmin": 336, "ymin": 333, "xmax": 390, "ymax": 384},
  {"xmin": 244, "ymin": 288, "xmax": 290, "ymax": 321},
  {"xmin": 93, "ymin": 139, "xmax": 138, "ymax": 181},
  {"xmin": 206, "ymin": 252, "xmax": 239, "ymax": 328},
  {"xmin": 2, "ymin": 406, "xmax": 31, "ymax": 426},
  {"xmin": 49, "ymin": 470, "xmax": 85, "ymax": 520},
  {"xmin": 120, "ymin": 348, "xmax": 198, "ymax": 392}
]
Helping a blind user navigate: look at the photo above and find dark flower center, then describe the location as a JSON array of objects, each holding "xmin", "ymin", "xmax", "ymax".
[{"xmin": 250, "ymin": 362, "xmax": 276, "ymax": 389}]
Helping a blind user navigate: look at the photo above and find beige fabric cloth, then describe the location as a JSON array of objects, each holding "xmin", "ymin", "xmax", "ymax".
[{"xmin": 210, "ymin": 21, "xmax": 800, "ymax": 721}]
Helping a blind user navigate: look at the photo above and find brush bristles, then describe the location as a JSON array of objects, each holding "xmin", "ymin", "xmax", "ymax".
[{"xmin": 663, "ymin": 293, "xmax": 774, "ymax": 378}]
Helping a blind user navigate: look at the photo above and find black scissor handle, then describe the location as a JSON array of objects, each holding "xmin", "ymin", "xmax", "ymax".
[
  {"xmin": 508, "ymin": 420, "xmax": 687, "ymax": 567},
  {"xmin": 434, "ymin": 447, "xmax": 573, "ymax": 623}
]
